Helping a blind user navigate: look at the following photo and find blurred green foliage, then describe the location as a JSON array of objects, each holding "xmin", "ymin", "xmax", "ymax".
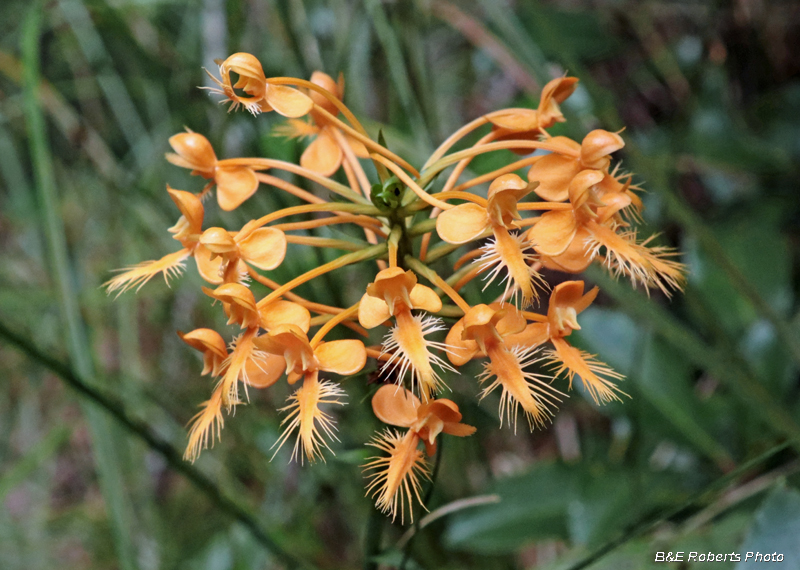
[{"xmin": 1, "ymin": 0, "xmax": 799, "ymax": 569}]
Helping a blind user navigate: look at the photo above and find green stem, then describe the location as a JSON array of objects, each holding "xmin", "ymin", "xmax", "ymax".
[
  {"xmin": 0, "ymin": 319, "xmax": 314, "ymax": 570},
  {"xmin": 399, "ymin": 439, "xmax": 444, "ymax": 570}
]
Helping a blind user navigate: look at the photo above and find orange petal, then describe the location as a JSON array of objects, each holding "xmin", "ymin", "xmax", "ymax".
[
  {"xmin": 245, "ymin": 354, "xmax": 285, "ymax": 388},
  {"xmin": 343, "ymin": 132, "xmax": 369, "ymax": 158},
  {"xmin": 259, "ymin": 300, "xmax": 311, "ymax": 333},
  {"xmin": 488, "ymin": 303, "xmax": 527, "ymax": 337},
  {"xmin": 316, "ymin": 339, "xmax": 367, "ymax": 375},
  {"xmin": 237, "ymin": 227, "xmax": 287, "ymax": 270},
  {"xmin": 421, "ymin": 400, "xmax": 462, "ymax": 424},
  {"xmin": 435, "ymin": 203, "xmax": 489, "ymax": 244},
  {"xmin": 178, "ymin": 328, "xmax": 227, "ymax": 358},
  {"xmin": 168, "ymin": 187, "xmax": 204, "ymax": 233},
  {"xmin": 193, "ymin": 245, "xmax": 224, "ymax": 284},
  {"xmin": 488, "ymin": 109, "xmax": 540, "ymax": 132},
  {"xmin": 443, "ymin": 422, "xmax": 477, "ymax": 437},
  {"xmin": 573, "ymin": 285, "xmax": 599, "ymax": 315},
  {"xmin": 580, "ymin": 130, "xmax": 624, "ymax": 170},
  {"xmin": 215, "ymin": 166, "xmax": 259, "ymax": 211},
  {"xmin": 372, "ymin": 384, "xmax": 419, "ymax": 427},
  {"xmin": 528, "ymin": 210, "xmax": 578, "ymax": 257},
  {"xmin": 528, "ymin": 153, "xmax": 581, "ymax": 202},
  {"xmin": 309, "ymin": 71, "xmax": 341, "ymax": 115},
  {"xmin": 504, "ymin": 322, "xmax": 550, "ymax": 348},
  {"xmin": 444, "ymin": 318, "xmax": 479, "ymax": 366},
  {"xmin": 409, "ymin": 284, "xmax": 442, "ymax": 313},
  {"xmin": 265, "ymin": 84, "xmax": 314, "ymax": 118},
  {"xmin": 300, "ymin": 130, "xmax": 342, "ymax": 176},
  {"xmin": 358, "ymin": 292, "xmax": 391, "ymax": 329},
  {"xmin": 168, "ymin": 132, "xmax": 216, "ymax": 174},
  {"xmin": 541, "ymin": 226, "xmax": 595, "ymax": 273},
  {"xmin": 200, "ymin": 227, "xmax": 237, "ymax": 255}
]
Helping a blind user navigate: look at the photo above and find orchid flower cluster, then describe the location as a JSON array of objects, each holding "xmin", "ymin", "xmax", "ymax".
[{"xmin": 106, "ymin": 53, "xmax": 685, "ymax": 523}]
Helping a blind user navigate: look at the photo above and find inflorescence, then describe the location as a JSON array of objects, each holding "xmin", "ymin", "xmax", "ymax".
[{"xmin": 106, "ymin": 53, "xmax": 685, "ymax": 523}]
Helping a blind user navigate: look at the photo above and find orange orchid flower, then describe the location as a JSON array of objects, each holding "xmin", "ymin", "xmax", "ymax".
[
  {"xmin": 510, "ymin": 281, "xmax": 625, "ymax": 404},
  {"xmin": 364, "ymin": 385, "xmax": 475, "ymax": 522},
  {"xmin": 167, "ymin": 131, "xmax": 266, "ymax": 211},
  {"xmin": 446, "ymin": 303, "xmax": 564, "ymax": 430},
  {"xmin": 183, "ymin": 299, "xmax": 312, "ymax": 461},
  {"xmin": 199, "ymin": 224, "xmax": 286, "ymax": 283},
  {"xmin": 205, "ymin": 52, "xmax": 314, "ymax": 118},
  {"xmin": 255, "ymin": 324, "xmax": 367, "ymax": 462},
  {"xmin": 529, "ymin": 169, "xmax": 684, "ymax": 294},
  {"xmin": 358, "ymin": 267, "xmax": 449, "ymax": 401},
  {"xmin": 275, "ymin": 71, "xmax": 369, "ymax": 176},
  {"xmin": 436, "ymin": 174, "xmax": 542, "ymax": 306},
  {"xmin": 105, "ymin": 188, "xmax": 231, "ymax": 295},
  {"xmin": 489, "ymin": 76, "xmax": 579, "ymax": 153}
]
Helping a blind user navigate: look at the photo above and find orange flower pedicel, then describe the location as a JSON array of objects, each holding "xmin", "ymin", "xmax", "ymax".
[{"xmin": 106, "ymin": 54, "xmax": 686, "ymax": 523}]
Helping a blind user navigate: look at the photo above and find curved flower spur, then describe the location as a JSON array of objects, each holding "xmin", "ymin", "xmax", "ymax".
[{"xmin": 105, "ymin": 53, "xmax": 686, "ymax": 523}]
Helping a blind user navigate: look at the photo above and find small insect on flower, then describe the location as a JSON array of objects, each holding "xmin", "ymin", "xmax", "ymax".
[{"xmin": 364, "ymin": 385, "xmax": 475, "ymax": 522}]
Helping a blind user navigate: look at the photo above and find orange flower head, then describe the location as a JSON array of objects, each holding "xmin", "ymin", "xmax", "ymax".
[
  {"xmin": 178, "ymin": 328, "xmax": 228, "ymax": 377},
  {"xmin": 537, "ymin": 76, "xmax": 579, "ymax": 128}
]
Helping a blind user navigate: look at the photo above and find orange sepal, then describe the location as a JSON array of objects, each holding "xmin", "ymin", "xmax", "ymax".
[
  {"xmin": 436, "ymin": 203, "xmax": 489, "ymax": 244},
  {"xmin": 203, "ymin": 283, "xmax": 259, "ymax": 329},
  {"xmin": 316, "ymin": 339, "xmax": 367, "ymax": 375},
  {"xmin": 200, "ymin": 227, "xmax": 237, "ymax": 255},
  {"xmin": 580, "ymin": 130, "xmax": 624, "ymax": 170},
  {"xmin": 300, "ymin": 129, "xmax": 343, "ymax": 176},
  {"xmin": 167, "ymin": 187, "xmax": 204, "ymax": 234},
  {"xmin": 237, "ymin": 227, "xmax": 287, "ymax": 270},
  {"xmin": 409, "ymin": 284, "xmax": 442, "ymax": 313},
  {"xmin": 528, "ymin": 210, "xmax": 578, "ymax": 257},
  {"xmin": 244, "ymin": 353, "xmax": 286, "ymax": 388},
  {"xmin": 372, "ymin": 385, "xmax": 419, "ymax": 428},
  {"xmin": 193, "ymin": 245, "xmax": 224, "ymax": 284},
  {"xmin": 358, "ymin": 292, "xmax": 392, "ymax": 329},
  {"xmin": 445, "ymin": 318, "xmax": 479, "ymax": 366},
  {"xmin": 259, "ymin": 300, "xmax": 311, "ymax": 333},
  {"xmin": 215, "ymin": 166, "xmax": 259, "ymax": 211},
  {"xmin": 265, "ymin": 84, "xmax": 314, "ymax": 118},
  {"xmin": 528, "ymin": 152, "xmax": 581, "ymax": 202}
]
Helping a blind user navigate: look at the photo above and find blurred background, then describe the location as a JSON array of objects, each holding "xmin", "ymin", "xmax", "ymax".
[{"xmin": 2, "ymin": 0, "xmax": 800, "ymax": 568}]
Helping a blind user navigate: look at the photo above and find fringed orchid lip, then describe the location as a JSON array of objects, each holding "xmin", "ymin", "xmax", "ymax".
[{"xmin": 364, "ymin": 386, "xmax": 475, "ymax": 521}]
